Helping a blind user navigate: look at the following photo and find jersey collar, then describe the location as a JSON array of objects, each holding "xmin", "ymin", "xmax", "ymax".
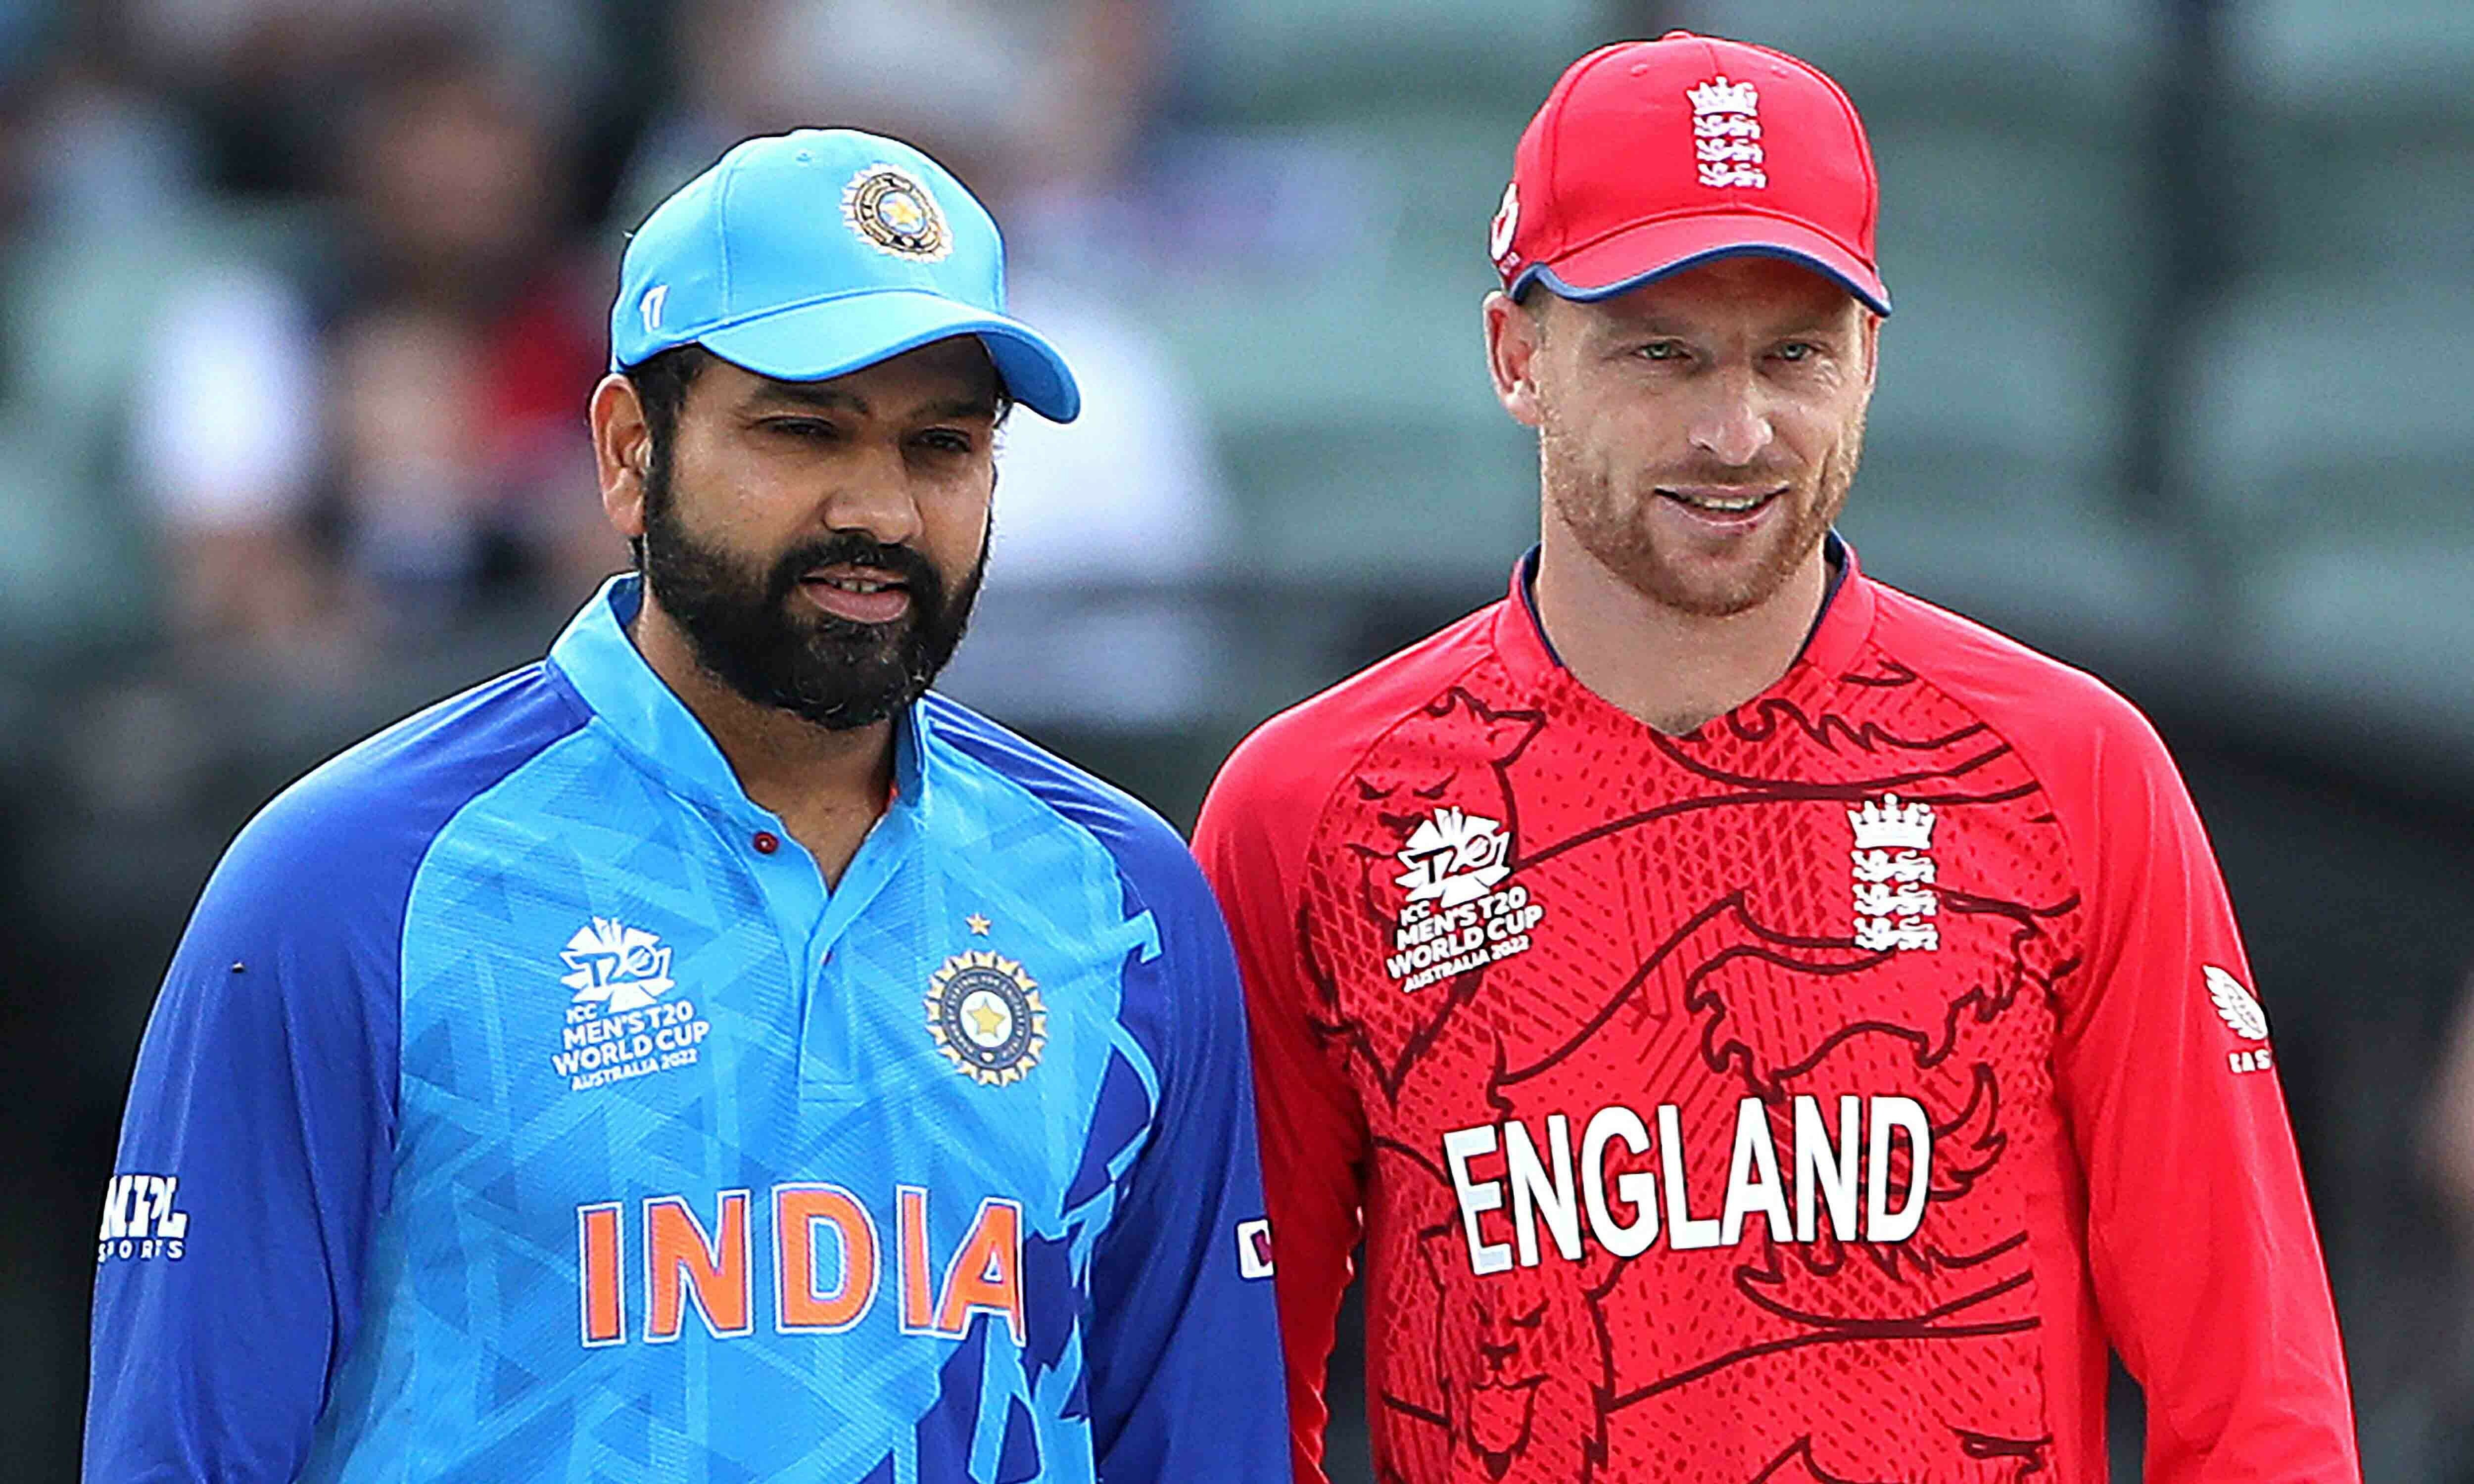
[
  {"xmin": 1493, "ymin": 531, "xmax": 1878, "ymax": 696},
  {"xmin": 547, "ymin": 574, "xmax": 931, "ymax": 823}
]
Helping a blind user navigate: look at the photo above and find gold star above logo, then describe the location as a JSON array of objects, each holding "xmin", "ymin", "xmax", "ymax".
[{"xmin": 966, "ymin": 913, "xmax": 992, "ymax": 936}]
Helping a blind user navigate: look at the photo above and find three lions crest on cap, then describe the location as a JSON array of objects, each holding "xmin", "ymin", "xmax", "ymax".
[{"xmin": 843, "ymin": 165, "xmax": 951, "ymax": 262}]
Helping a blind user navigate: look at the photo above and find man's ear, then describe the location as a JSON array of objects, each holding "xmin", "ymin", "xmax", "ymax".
[
  {"xmin": 1483, "ymin": 290, "xmax": 1548, "ymax": 430},
  {"xmin": 591, "ymin": 374, "xmax": 652, "ymax": 541}
]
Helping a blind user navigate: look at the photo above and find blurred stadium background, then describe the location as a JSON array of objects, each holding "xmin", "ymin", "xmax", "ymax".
[{"xmin": 4, "ymin": 0, "xmax": 2471, "ymax": 1478}]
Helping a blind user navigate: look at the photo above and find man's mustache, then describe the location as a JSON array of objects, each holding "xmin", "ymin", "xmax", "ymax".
[{"xmin": 765, "ymin": 534, "xmax": 946, "ymax": 612}]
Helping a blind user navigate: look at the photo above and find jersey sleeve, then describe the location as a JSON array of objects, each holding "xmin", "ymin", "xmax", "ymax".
[
  {"xmin": 1083, "ymin": 839, "xmax": 1289, "ymax": 1483},
  {"xmin": 2046, "ymin": 698, "xmax": 2360, "ymax": 1481},
  {"xmin": 1192, "ymin": 720, "xmax": 1371, "ymax": 1484},
  {"xmin": 84, "ymin": 795, "xmax": 401, "ymax": 1483}
]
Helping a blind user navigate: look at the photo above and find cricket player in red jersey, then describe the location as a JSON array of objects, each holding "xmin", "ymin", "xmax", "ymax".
[{"xmin": 1192, "ymin": 31, "xmax": 2361, "ymax": 1484}]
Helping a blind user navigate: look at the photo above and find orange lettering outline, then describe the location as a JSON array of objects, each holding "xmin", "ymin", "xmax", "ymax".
[
  {"xmin": 934, "ymin": 1197, "xmax": 1025, "ymax": 1345},
  {"xmin": 774, "ymin": 1183, "xmax": 880, "ymax": 1334},
  {"xmin": 578, "ymin": 1202, "xmax": 625, "ymax": 1347},
  {"xmin": 644, "ymin": 1190, "xmax": 755, "ymax": 1342}
]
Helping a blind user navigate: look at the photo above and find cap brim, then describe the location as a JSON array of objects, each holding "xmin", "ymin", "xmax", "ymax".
[
  {"xmin": 1514, "ymin": 213, "xmax": 1891, "ymax": 317},
  {"xmin": 694, "ymin": 288, "xmax": 1082, "ymax": 422}
]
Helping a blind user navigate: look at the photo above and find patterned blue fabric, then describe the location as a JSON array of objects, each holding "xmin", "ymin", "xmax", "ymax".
[{"xmin": 86, "ymin": 577, "xmax": 1285, "ymax": 1482}]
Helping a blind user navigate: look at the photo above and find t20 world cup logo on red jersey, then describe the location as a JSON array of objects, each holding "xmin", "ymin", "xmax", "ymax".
[{"xmin": 1387, "ymin": 807, "xmax": 1547, "ymax": 992}]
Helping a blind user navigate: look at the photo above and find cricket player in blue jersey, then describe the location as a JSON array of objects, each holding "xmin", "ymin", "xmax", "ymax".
[{"xmin": 84, "ymin": 127, "xmax": 1287, "ymax": 1483}]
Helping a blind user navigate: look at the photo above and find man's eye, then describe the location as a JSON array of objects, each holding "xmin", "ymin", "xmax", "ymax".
[
  {"xmin": 1776, "ymin": 342, "xmax": 1815, "ymax": 363},
  {"xmin": 916, "ymin": 430, "xmax": 975, "ymax": 455},
  {"xmin": 1638, "ymin": 341, "xmax": 1686, "ymax": 362},
  {"xmin": 765, "ymin": 417, "xmax": 834, "ymax": 439}
]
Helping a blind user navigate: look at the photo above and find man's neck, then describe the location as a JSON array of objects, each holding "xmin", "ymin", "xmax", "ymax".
[
  {"xmin": 1531, "ymin": 528, "xmax": 1830, "ymax": 737},
  {"xmin": 629, "ymin": 596, "xmax": 897, "ymax": 887}
]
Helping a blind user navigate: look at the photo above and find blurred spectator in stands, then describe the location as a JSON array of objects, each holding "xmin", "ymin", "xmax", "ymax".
[
  {"xmin": 119, "ymin": 0, "xmax": 607, "ymax": 196},
  {"xmin": 131, "ymin": 22, "xmax": 613, "ymax": 667},
  {"xmin": 615, "ymin": 0, "xmax": 1155, "ymax": 260},
  {"xmin": 25, "ymin": 5, "xmax": 202, "ymax": 232},
  {"xmin": 618, "ymin": 0, "xmax": 1235, "ymax": 729},
  {"xmin": 0, "ymin": 4, "xmax": 217, "ymax": 664}
]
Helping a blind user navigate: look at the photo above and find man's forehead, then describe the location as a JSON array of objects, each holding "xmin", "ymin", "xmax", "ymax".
[
  {"xmin": 724, "ymin": 336, "xmax": 1002, "ymax": 414},
  {"xmin": 1551, "ymin": 257, "xmax": 1861, "ymax": 334}
]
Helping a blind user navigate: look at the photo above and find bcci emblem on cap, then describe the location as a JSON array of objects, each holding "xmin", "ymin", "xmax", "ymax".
[
  {"xmin": 843, "ymin": 165, "xmax": 951, "ymax": 262},
  {"xmin": 926, "ymin": 951, "xmax": 1046, "ymax": 1085}
]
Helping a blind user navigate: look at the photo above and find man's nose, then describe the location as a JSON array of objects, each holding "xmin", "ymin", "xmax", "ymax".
[
  {"xmin": 816, "ymin": 442, "xmax": 925, "ymax": 546},
  {"xmin": 1688, "ymin": 365, "xmax": 1776, "ymax": 467}
]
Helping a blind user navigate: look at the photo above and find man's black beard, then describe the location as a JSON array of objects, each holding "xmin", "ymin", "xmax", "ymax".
[{"xmin": 638, "ymin": 455, "xmax": 986, "ymax": 731}]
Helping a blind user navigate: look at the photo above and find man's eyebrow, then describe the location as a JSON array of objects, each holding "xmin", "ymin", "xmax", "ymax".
[
  {"xmin": 1766, "ymin": 314, "xmax": 1855, "ymax": 338},
  {"xmin": 743, "ymin": 381, "xmax": 868, "ymax": 416},
  {"xmin": 1592, "ymin": 313, "xmax": 1851, "ymax": 340}
]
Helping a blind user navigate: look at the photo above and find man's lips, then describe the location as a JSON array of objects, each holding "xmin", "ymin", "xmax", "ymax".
[
  {"xmin": 1654, "ymin": 483, "xmax": 1786, "ymax": 530},
  {"xmin": 798, "ymin": 565, "xmax": 912, "ymax": 624}
]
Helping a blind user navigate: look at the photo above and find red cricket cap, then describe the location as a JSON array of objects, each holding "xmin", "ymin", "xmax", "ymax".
[{"xmin": 1490, "ymin": 32, "xmax": 1890, "ymax": 316}]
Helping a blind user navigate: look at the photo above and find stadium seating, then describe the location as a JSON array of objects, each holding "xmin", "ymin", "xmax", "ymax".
[
  {"xmin": 1133, "ymin": 3, "xmax": 1598, "ymax": 610},
  {"xmin": 1665, "ymin": 0, "xmax": 2163, "ymax": 126},
  {"xmin": 2189, "ymin": 0, "xmax": 2474, "ymax": 742},
  {"xmin": 1177, "ymin": 0, "xmax": 1604, "ymax": 121},
  {"xmin": 2176, "ymin": 274, "xmax": 2474, "ymax": 734},
  {"xmin": 0, "ymin": 407, "xmax": 145, "ymax": 659},
  {"xmin": 0, "ymin": 203, "xmax": 320, "ymax": 665},
  {"xmin": 2224, "ymin": 0, "xmax": 2474, "ymax": 122}
]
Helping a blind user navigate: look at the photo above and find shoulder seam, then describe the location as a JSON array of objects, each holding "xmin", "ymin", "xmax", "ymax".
[
  {"xmin": 1263, "ymin": 640, "xmax": 1510, "ymax": 875},
  {"xmin": 388, "ymin": 710, "xmax": 599, "ymax": 1156},
  {"xmin": 1313, "ymin": 650, "xmax": 1503, "ymax": 850},
  {"xmin": 927, "ymin": 719, "xmax": 1180, "ymax": 917}
]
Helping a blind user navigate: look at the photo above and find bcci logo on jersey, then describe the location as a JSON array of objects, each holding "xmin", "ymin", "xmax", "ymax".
[
  {"xmin": 552, "ymin": 917, "xmax": 711, "ymax": 1093},
  {"xmin": 1386, "ymin": 807, "xmax": 1546, "ymax": 991},
  {"xmin": 926, "ymin": 952, "xmax": 1047, "ymax": 1086}
]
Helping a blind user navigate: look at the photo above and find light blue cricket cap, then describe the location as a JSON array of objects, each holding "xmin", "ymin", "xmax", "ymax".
[{"xmin": 610, "ymin": 128, "xmax": 1080, "ymax": 422}]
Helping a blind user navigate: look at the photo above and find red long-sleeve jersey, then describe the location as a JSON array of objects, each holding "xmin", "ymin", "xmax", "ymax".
[{"xmin": 1193, "ymin": 549, "xmax": 2359, "ymax": 1484}]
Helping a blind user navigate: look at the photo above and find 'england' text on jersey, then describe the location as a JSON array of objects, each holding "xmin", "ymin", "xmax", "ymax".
[{"xmin": 1442, "ymin": 1095, "xmax": 1932, "ymax": 1275}]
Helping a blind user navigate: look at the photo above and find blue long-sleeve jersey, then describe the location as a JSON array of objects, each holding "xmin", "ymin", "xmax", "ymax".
[{"xmin": 86, "ymin": 577, "xmax": 1286, "ymax": 1483}]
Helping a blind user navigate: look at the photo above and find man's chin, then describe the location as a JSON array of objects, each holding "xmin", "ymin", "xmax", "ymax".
[
  {"xmin": 776, "ymin": 659, "xmax": 928, "ymax": 729},
  {"xmin": 1620, "ymin": 516, "xmax": 1832, "ymax": 619}
]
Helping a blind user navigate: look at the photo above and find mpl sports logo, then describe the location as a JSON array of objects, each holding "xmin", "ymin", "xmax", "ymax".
[
  {"xmin": 97, "ymin": 1173, "xmax": 189, "ymax": 1263},
  {"xmin": 1385, "ymin": 807, "xmax": 1547, "ymax": 991},
  {"xmin": 552, "ymin": 917, "xmax": 712, "ymax": 1093}
]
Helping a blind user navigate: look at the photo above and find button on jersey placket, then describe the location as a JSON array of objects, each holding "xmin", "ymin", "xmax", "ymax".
[
  {"xmin": 729, "ymin": 805, "xmax": 829, "ymax": 1055},
  {"xmin": 791, "ymin": 803, "xmax": 918, "ymax": 1102}
]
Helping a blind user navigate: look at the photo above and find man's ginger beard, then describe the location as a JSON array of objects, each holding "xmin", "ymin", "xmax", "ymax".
[{"xmin": 1538, "ymin": 398, "xmax": 1866, "ymax": 619}]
